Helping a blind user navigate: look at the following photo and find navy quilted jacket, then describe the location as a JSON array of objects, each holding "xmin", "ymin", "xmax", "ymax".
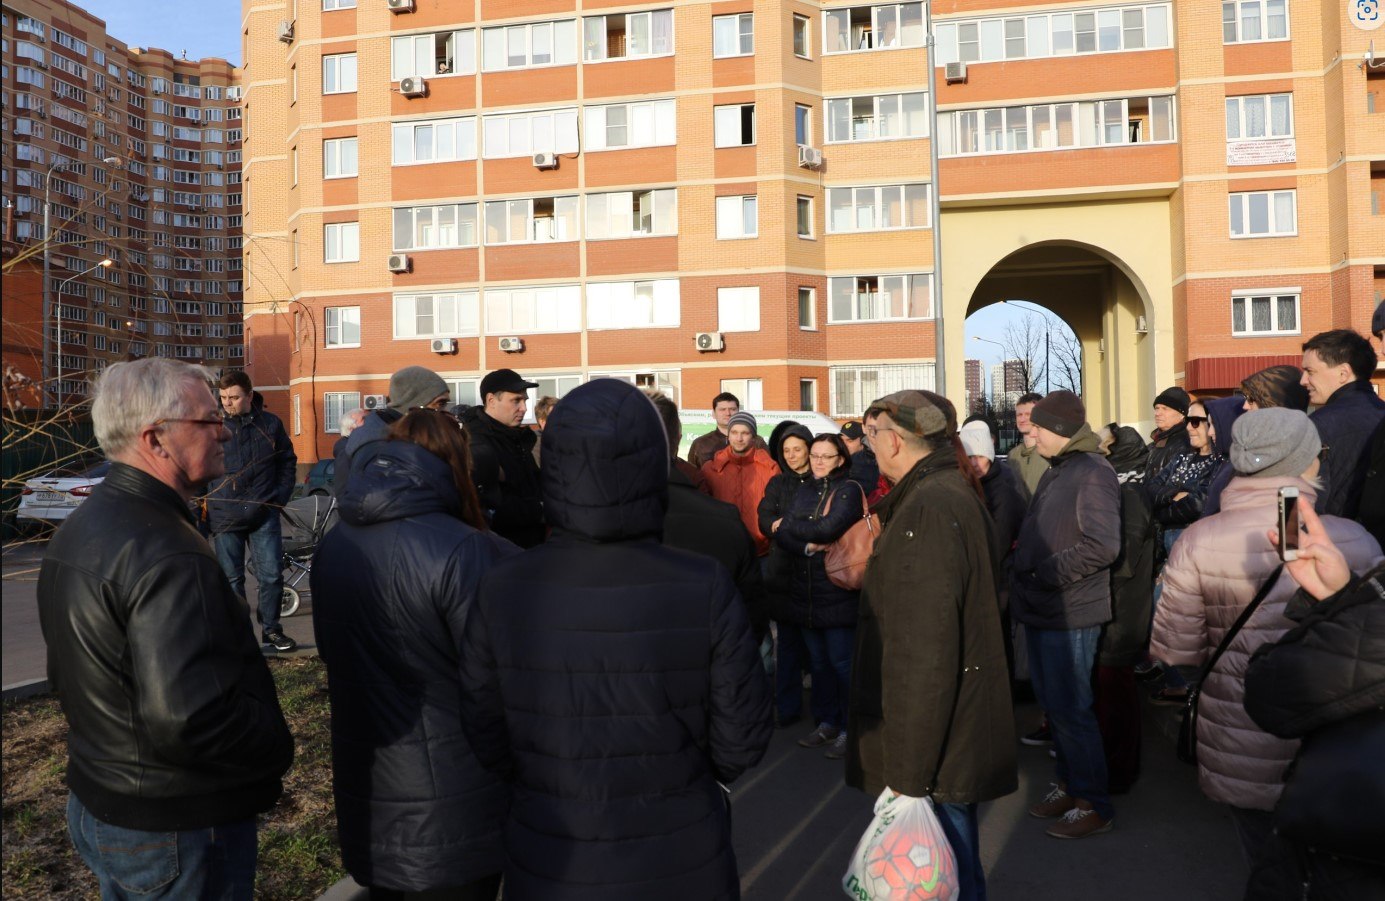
[{"xmin": 460, "ymin": 379, "xmax": 772, "ymax": 901}]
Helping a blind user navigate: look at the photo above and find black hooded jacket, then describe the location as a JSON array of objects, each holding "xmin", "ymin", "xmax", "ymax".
[
  {"xmin": 1198, "ymin": 395, "xmax": 1246, "ymax": 519},
  {"xmin": 1100, "ymin": 427, "xmax": 1156, "ymax": 666},
  {"xmin": 461, "ymin": 405, "xmax": 545, "ymax": 548},
  {"xmin": 459, "ymin": 379, "xmax": 772, "ymax": 901},
  {"xmin": 775, "ymin": 464, "xmax": 863, "ymax": 628},
  {"xmin": 1146, "ymin": 418, "xmax": 1191, "ymax": 481},
  {"xmin": 311, "ymin": 440, "xmax": 515, "ymax": 891},
  {"xmin": 758, "ymin": 423, "xmax": 814, "ymax": 622}
]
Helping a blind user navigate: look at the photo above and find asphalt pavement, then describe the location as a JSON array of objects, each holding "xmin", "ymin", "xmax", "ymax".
[{"xmin": 5, "ymin": 537, "xmax": 1242, "ymax": 899}]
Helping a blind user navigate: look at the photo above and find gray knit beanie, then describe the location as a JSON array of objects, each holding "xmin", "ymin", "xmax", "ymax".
[
  {"xmin": 388, "ymin": 365, "xmax": 449, "ymax": 412},
  {"xmin": 727, "ymin": 411, "xmax": 758, "ymax": 435},
  {"xmin": 1229, "ymin": 408, "xmax": 1320, "ymax": 479},
  {"xmin": 958, "ymin": 420, "xmax": 995, "ymax": 461}
]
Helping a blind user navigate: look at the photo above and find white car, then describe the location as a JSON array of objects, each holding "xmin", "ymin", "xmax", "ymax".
[{"xmin": 16, "ymin": 460, "xmax": 111, "ymax": 525}]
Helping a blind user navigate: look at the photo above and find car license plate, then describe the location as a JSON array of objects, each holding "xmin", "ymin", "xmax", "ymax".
[{"xmin": 33, "ymin": 491, "xmax": 66, "ymax": 503}]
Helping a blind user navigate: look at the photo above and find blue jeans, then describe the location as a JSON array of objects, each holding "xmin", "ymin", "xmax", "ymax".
[
  {"xmin": 936, "ymin": 802, "xmax": 986, "ymax": 901},
  {"xmin": 213, "ymin": 513, "xmax": 284, "ymax": 634},
  {"xmin": 774, "ymin": 621, "xmax": 812, "ymax": 722},
  {"xmin": 67, "ymin": 793, "xmax": 256, "ymax": 900},
  {"xmin": 801, "ymin": 625, "xmax": 854, "ymax": 731},
  {"xmin": 1026, "ymin": 625, "xmax": 1114, "ymax": 821}
]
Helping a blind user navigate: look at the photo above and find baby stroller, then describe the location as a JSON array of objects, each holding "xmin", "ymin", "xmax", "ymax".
[{"xmin": 276, "ymin": 493, "xmax": 339, "ymax": 616}]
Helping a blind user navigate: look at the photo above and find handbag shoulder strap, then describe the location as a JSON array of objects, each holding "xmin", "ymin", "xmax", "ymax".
[{"xmin": 1198, "ymin": 564, "xmax": 1285, "ymax": 683}]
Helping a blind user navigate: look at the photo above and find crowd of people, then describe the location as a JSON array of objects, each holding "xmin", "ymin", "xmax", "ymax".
[{"xmin": 34, "ymin": 305, "xmax": 1385, "ymax": 901}]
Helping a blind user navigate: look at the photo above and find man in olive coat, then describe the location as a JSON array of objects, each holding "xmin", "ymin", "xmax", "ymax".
[{"xmin": 847, "ymin": 390, "xmax": 1017, "ymax": 901}]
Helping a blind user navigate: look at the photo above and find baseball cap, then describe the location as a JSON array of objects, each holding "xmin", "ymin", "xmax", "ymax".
[
  {"xmin": 840, "ymin": 421, "xmax": 864, "ymax": 440},
  {"xmin": 480, "ymin": 368, "xmax": 539, "ymax": 400}
]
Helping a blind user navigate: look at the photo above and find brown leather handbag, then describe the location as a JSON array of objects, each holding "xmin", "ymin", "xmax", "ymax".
[{"xmin": 822, "ymin": 483, "xmax": 879, "ymax": 591}]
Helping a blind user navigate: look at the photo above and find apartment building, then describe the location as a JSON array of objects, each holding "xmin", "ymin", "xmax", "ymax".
[
  {"xmin": 1, "ymin": 0, "xmax": 244, "ymax": 408},
  {"xmin": 243, "ymin": 0, "xmax": 1381, "ymax": 463}
]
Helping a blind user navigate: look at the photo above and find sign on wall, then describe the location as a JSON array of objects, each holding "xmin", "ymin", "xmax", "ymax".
[{"xmin": 1227, "ymin": 138, "xmax": 1297, "ymax": 166}]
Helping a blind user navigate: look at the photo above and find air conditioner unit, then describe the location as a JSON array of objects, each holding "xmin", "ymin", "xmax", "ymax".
[
  {"xmin": 362, "ymin": 394, "xmax": 388, "ymax": 410},
  {"xmin": 387, "ymin": 0, "xmax": 415, "ymax": 11},
  {"xmin": 277, "ymin": 20, "xmax": 295, "ymax": 43},
  {"xmin": 37, "ymin": 109, "xmax": 48, "ymax": 119},
  {"xmin": 695, "ymin": 331, "xmax": 724, "ymax": 353},
  {"xmin": 430, "ymin": 337, "xmax": 457, "ymax": 354},
  {"xmin": 399, "ymin": 76, "xmax": 427, "ymax": 97},
  {"xmin": 498, "ymin": 336, "xmax": 524, "ymax": 353},
  {"xmin": 387, "ymin": 253, "xmax": 412, "ymax": 273},
  {"xmin": 532, "ymin": 151, "xmax": 558, "ymax": 170},
  {"xmin": 797, "ymin": 145, "xmax": 823, "ymax": 169},
  {"xmin": 944, "ymin": 61, "xmax": 968, "ymax": 84}
]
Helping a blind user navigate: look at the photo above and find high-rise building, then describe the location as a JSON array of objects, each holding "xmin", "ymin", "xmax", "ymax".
[
  {"xmin": 241, "ymin": 0, "xmax": 1382, "ymax": 462},
  {"xmin": 963, "ymin": 357, "xmax": 982, "ymax": 413},
  {"xmin": 990, "ymin": 358, "xmax": 1026, "ymax": 409},
  {"xmin": 2, "ymin": 0, "xmax": 245, "ymax": 409}
]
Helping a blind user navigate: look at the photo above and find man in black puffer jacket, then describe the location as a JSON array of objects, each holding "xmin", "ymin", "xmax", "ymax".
[
  {"xmin": 460, "ymin": 379, "xmax": 772, "ymax": 900},
  {"xmin": 462, "ymin": 368, "xmax": 546, "ymax": 548}
]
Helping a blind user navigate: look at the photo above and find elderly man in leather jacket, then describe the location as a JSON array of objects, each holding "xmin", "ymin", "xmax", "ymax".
[{"xmin": 39, "ymin": 359, "xmax": 293, "ymax": 900}]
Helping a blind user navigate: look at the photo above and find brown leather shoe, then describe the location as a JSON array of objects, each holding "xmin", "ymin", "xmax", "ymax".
[
  {"xmin": 1028, "ymin": 784, "xmax": 1076, "ymax": 818},
  {"xmin": 1045, "ymin": 804, "xmax": 1113, "ymax": 839}
]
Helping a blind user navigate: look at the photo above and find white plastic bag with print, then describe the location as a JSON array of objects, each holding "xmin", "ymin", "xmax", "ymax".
[{"xmin": 842, "ymin": 788, "xmax": 960, "ymax": 901}]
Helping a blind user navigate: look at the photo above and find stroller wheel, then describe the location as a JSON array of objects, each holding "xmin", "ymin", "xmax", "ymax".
[{"xmin": 280, "ymin": 586, "xmax": 301, "ymax": 618}]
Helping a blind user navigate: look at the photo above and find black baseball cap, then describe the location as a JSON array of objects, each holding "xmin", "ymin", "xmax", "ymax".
[
  {"xmin": 480, "ymin": 368, "xmax": 539, "ymax": 400},
  {"xmin": 840, "ymin": 421, "xmax": 864, "ymax": 440}
]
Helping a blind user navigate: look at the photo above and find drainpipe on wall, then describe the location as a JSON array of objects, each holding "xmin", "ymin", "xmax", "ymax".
[{"xmin": 927, "ymin": 6, "xmax": 946, "ymax": 396}]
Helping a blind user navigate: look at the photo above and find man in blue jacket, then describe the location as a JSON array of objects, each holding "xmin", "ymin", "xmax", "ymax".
[
  {"xmin": 1301, "ymin": 328, "xmax": 1385, "ymax": 519},
  {"xmin": 207, "ymin": 370, "xmax": 299, "ymax": 651}
]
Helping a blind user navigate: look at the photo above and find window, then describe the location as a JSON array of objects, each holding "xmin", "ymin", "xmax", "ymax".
[
  {"xmin": 793, "ymin": 14, "xmax": 811, "ymax": 57},
  {"xmin": 292, "ymin": 147, "xmax": 299, "ymax": 185},
  {"xmin": 393, "ymin": 203, "xmax": 480, "ymax": 250},
  {"xmin": 717, "ymin": 286, "xmax": 760, "ymax": 332},
  {"xmin": 823, "ymin": 4, "xmax": 925, "ymax": 53},
  {"xmin": 716, "ymin": 195, "xmax": 758, "ymax": 239},
  {"xmin": 292, "ymin": 395, "xmax": 301, "ymax": 436},
  {"xmin": 587, "ymin": 279, "xmax": 680, "ymax": 329},
  {"xmin": 796, "ymin": 104, "xmax": 813, "ymax": 146},
  {"xmin": 323, "ymin": 137, "xmax": 359, "ymax": 178},
  {"xmin": 583, "ymin": 9, "xmax": 674, "ymax": 61},
  {"xmin": 325, "ymin": 306, "xmax": 361, "ymax": 346},
  {"xmin": 585, "ymin": 188, "xmax": 678, "ymax": 238},
  {"xmin": 827, "ymin": 184, "xmax": 931, "ymax": 232},
  {"xmin": 721, "ymin": 378, "xmax": 763, "ymax": 409},
  {"xmin": 584, "ymin": 99, "xmax": 676, "ymax": 151},
  {"xmin": 936, "ymin": 96, "xmax": 1176, "ymax": 156},
  {"xmin": 325, "ymin": 392, "xmax": 360, "ymax": 433},
  {"xmin": 831, "ymin": 363, "xmax": 935, "ymax": 416},
  {"xmin": 1231, "ymin": 290, "xmax": 1300, "ymax": 335},
  {"xmin": 392, "ymin": 29, "xmax": 476, "ymax": 79},
  {"xmin": 324, "ymin": 222, "xmax": 360, "ymax": 262},
  {"xmin": 799, "ymin": 379, "xmax": 817, "ymax": 412},
  {"xmin": 935, "ymin": 4, "xmax": 1171, "ymax": 65},
  {"xmin": 323, "ymin": 0, "xmax": 354, "ymax": 9},
  {"xmin": 797, "ymin": 196, "xmax": 814, "ymax": 238},
  {"xmin": 1226, "ymin": 93, "xmax": 1293, "ymax": 140},
  {"xmin": 483, "ymin": 196, "xmax": 579, "ymax": 243},
  {"xmin": 481, "ymin": 107, "xmax": 578, "ymax": 158},
  {"xmin": 392, "ymin": 117, "xmax": 478, "ymax": 164},
  {"xmin": 826, "ymin": 93, "xmax": 929, "ymax": 142},
  {"xmin": 829, "ymin": 274, "xmax": 933, "ymax": 322},
  {"xmin": 798, "ymin": 287, "xmax": 816, "ymax": 329},
  {"xmin": 713, "ymin": 14, "xmax": 754, "ymax": 57},
  {"xmin": 323, "ymin": 53, "xmax": 358, "ymax": 94},
  {"xmin": 484, "ymin": 284, "xmax": 582, "ymax": 334},
  {"xmin": 1223, "ymin": 0, "xmax": 1288, "ymax": 43},
  {"xmin": 481, "ymin": 19, "xmax": 577, "ymax": 71},
  {"xmin": 714, "ymin": 104, "xmax": 756, "ymax": 147},
  {"xmin": 1229, "ymin": 190, "xmax": 1297, "ymax": 237},
  {"xmin": 394, "ymin": 292, "xmax": 480, "ymax": 338}
]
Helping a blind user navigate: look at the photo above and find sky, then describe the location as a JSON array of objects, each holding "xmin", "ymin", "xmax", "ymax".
[
  {"xmin": 74, "ymin": 0, "xmax": 243, "ymax": 65},
  {"xmin": 962, "ymin": 301, "xmax": 1075, "ymax": 397}
]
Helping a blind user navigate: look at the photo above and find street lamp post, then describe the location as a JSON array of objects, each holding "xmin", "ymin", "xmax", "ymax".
[
  {"xmin": 42, "ymin": 156, "xmax": 121, "ymax": 407},
  {"xmin": 55, "ymin": 258, "xmax": 114, "ymax": 405},
  {"xmin": 1001, "ymin": 299, "xmax": 1052, "ymax": 393}
]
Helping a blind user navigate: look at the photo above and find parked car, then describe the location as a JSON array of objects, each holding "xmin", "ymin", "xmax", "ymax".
[
  {"xmin": 17, "ymin": 460, "xmax": 111, "ymax": 525},
  {"xmin": 293, "ymin": 458, "xmax": 336, "ymax": 498}
]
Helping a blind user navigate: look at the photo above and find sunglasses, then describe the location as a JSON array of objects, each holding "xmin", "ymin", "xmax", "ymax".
[{"xmin": 1185, "ymin": 416, "xmax": 1208, "ymax": 428}]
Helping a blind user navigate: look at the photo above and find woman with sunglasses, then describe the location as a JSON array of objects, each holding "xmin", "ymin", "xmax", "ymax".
[
  {"xmin": 1146, "ymin": 400, "xmax": 1219, "ymax": 556},
  {"xmin": 774, "ymin": 433, "xmax": 863, "ymax": 760}
]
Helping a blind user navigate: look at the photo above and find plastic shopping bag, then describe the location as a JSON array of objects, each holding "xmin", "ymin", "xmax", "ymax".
[{"xmin": 842, "ymin": 788, "xmax": 960, "ymax": 901}]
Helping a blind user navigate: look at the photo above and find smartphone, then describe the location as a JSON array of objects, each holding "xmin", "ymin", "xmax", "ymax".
[{"xmin": 1277, "ymin": 487, "xmax": 1300, "ymax": 562}]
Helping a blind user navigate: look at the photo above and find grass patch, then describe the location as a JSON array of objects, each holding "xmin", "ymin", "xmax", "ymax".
[{"xmin": 2, "ymin": 657, "xmax": 344, "ymax": 900}]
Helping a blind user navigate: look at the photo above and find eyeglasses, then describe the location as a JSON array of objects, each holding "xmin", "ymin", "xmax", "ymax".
[
  {"xmin": 1185, "ymin": 416, "xmax": 1208, "ymax": 428},
  {"xmin": 863, "ymin": 425, "xmax": 896, "ymax": 440},
  {"xmin": 809, "ymin": 453, "xmax": 840, "ymax": 462}
]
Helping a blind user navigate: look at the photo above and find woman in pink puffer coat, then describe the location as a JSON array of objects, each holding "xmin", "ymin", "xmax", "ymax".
[{"xmin": 1151, "ymin": 409, "xmax": 1383, "ymax": 884}]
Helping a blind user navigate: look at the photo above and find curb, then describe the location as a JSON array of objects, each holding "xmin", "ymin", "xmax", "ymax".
[
  {"xmin": 318, "ymin": 876, "xmax": 368, "ymax": 900},
  {"xmin": 2, "ymin": 678, "xmax": 50, "ymax": 701}
]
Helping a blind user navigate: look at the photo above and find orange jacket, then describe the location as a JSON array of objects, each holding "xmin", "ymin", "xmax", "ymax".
[{"xmin": 701, "ymin": 446, "xmax": 778, "ymax": 555}]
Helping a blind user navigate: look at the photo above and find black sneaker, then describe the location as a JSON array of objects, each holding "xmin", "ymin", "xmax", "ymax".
[
  {"xmin": 1021, "ymin": 725, "xmax": 1053, "ymax": 747},
  {"xmin": 263, "ymin": 629, "xmax": 297, "ymax": 652}
]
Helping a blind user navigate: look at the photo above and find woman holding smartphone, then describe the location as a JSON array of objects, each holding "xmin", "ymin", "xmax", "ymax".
[{"xmin": 1149, "ymin": 409, "xmax": 1380, "ymax": 896}]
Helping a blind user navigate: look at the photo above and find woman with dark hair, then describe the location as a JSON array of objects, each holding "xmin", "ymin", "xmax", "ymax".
[
  {"xmin": 312, "ymin": 408, "xmax": 514, "ymax": 900},
  {"xmin": 775, "ymin": 433, "xmax": 864, "ymax": 760},
  {"xmin": 759, "ymin": 422, "xmax": 815, "ymax": 728}
]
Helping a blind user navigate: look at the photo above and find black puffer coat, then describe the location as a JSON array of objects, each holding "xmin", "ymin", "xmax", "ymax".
[
  {"xmin": 1100, "ymin": 427, "xmax": 1155, "ymax": 666},
  {"xmin": 311, "ymin": 441, "xmax": 515, "ymax": 892},
  {"xmin": 775, "ymin": 466, "xmax": 862, "ymax": 629},
  {"xmin": 461, "ymin": 405, "xmax": 546, "ymax": 548},
  {"xmin": 205, "ymin": 397, "xmax": 297, "ymax": 532},
  {"xmin": 758, "ymin": 424, "xmax": 814, "ymax": 622},
  {"xmin": 460, "ymin": 379, "xmax": 772, "ymax": 901}
]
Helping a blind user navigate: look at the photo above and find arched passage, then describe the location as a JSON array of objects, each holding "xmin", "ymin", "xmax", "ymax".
[{"xmin": 941, "ymin": 199, "xmax": 1174, "ymax": 431}]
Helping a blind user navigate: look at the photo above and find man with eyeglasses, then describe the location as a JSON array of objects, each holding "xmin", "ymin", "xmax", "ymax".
[
  {"xmin": 40, "ymin": 359, "xmax": 293, "ymax": 900},
  {"xmin": 206, "ymin": 369, "xmax": 299, "ymax": 651}
]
